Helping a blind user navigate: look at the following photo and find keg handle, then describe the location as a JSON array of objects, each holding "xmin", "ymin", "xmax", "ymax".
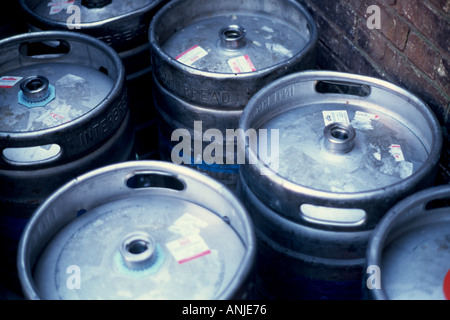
[
  {"xmin": 423, "ymin": 195, "xmax": 450, "ymax": 211},
  {"xmin": 1, "ymin": 144, "xmax": 62, "ymax": 167},
  {"xmin": 126, "ymin": 171, "xmax": 185, "ymax": 191},
  {"xmin": 19, "ymin": 39, "xmax": 71, "ymax": 59},
  {"xmin": 82, "ymin": 0, "xmax": 112, "ymax": 9},
  {"xmin": 300, "ymin": 204, "xmax": 367, "ymax": 227},
  {"xmin": 315, "ymin": 80, "xmax": 371, "ymax": 97}
]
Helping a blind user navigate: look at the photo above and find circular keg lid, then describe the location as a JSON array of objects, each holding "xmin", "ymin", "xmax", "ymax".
[
  {"xmin": 367, "ymin": 185, "xmax": 450, "ymax": 300},
  {"xmin": 20, "ymin": 0, "xmax": 159, "ymax": 25},
  {"xmin": 0, "ymin": 31, "xmax": 126, "ymax": 166},
  {"xmin": 151, "ymin": 0, "xmax": 316, "ymax": 74},
  {"xmin": 18, "ymin": 161, "xmax": 255, "ymax": 300},
  {"xmin": 239, "ymin": 71, "xmax": 442, "ymax": 229}
]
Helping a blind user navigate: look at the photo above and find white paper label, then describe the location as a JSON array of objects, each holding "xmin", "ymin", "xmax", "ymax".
[
  {"xmin": 168, "ymin": 213, "xmax": 208, "ymax": 236},
  {"xmin": 389, "ymin": 144, "xmax": 405, "ymax": 162},
  {"xmin": 354, "ymin": 111, "xmax": 380, "ymax": 121},
  {"xmin": 228, "ymin": 55, "xmax": 256, "ymax": 73},
  {"xmin": 175, "ymin": 45, "xmax": 208, "ymax": 66},
  {"xmin": 351, "ymin": 111, "xmax": 380, "ymax": 130},
  {"xmin": 48, "ymin": 0, "xmax": 75, "ymax": 15},
  {"xmin": 0, "ymin": 76, "xmax": 23, "ymax": 88},
  {"xmin": 322, "ymin": 110, "xmax": 350, "ymax": 126},
  {"xmin": 166, "ymin": 234, "xmax": 211, "ymax": 264}
]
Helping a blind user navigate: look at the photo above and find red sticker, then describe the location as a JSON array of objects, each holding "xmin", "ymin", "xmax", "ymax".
[
  {"xmin": 444, "ymin": 269, "xmax": 450, "ymax": 300},
  {"xmin": 175, "ymin": 45, "xmax": 208, "ymax": 66},
  {"xmin": 0, "ymin": 76, "xmax": 23, "ymax": 88}
]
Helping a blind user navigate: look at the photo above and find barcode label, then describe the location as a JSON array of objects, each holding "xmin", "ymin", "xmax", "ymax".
[
  {"xmin": 175, "ymin": 45, "xmax": 208, "ymax": 66},
  {"xmin": 228, "ymin": 55, "xmax": 256, "ymax": 73},
  {"xmin": 166, "ymin": 234, "xmax": 211, "ymax": 264},
  {"xmin": 389, "ymin": 144, "xmax": 405, "ymax": 162},
  {"xmin": 0, "ymin": 76, "xmax": 23, "ymax": 88},
  {"xmin": 322, "ymin": 110, "xmax": 350, "ymax": 126}
]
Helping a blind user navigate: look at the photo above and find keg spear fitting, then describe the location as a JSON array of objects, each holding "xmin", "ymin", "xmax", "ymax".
[
  {"xmin": 219, "ymin": 25, "xmax": 247, "ymax": 50},
  {"xmin": 119, "ymin": 231, "xmax": 158, "ymax": 270},
  {"xmin": 323, "ymin": 122, "xmax": 356, "ymax": 154},
  {"xmin": 18, "ymin": 76, "xmax": 55, "ymax": 108}
]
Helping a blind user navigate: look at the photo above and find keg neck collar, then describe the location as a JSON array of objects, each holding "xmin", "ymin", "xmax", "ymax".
[{"xmin": 219, "ymin": 25, "xmax": 247, "ymax": 51}]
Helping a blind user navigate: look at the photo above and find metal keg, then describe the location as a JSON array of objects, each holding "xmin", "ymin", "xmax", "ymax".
[
  {"xmin": 237, "ymin": 70, "xmax": 443, "ymax": 299},
  {"xmin": 149, "ymin": 0, "xmax": 318, "ymax": 190},
  {"xmin": 365, "ymin": 185, "xmax": 450, "ymax": 300},
  {"xmin": 19, "ymin": 0, "xmax": 169, "ymax": 158},
  {"xmin": 17, "ymin": 161, "xmax": 256, "ymax": 300},
  {"xmin": 19, "ymin": 0, "xmax": 166, "ymax": 81},
  {"xmin": 0, "ymin": 31, "xmax": 132, "ymax": 295}
]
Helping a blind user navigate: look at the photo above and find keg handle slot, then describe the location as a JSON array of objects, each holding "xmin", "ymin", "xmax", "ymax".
[
  {"xmin": 424, "ymin": 197, "xmax": 450, "ymax": 211},
  {"xmin": 19, "ymin": 39, "xmax": 71, "ymax": 59},
  {"xmin": 126, "ymin": 171, "xmax": 185, "ymax": 191},
  {"xmin": 82, "ymin": 0, "xmax": 112, "ymax": 9},
  {"xmin": 2, "ymin": 144, "xmax": 62, "ymax": 166},
  {"xmin": 316, "ymin": 80, "xmax": 371, "ymax": 97},
  {"xmin": 300, "ymin": 204, "xmax": 366, "ymax": 227}
]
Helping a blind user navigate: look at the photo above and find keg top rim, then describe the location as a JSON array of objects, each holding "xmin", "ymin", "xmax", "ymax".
[
  {"xmin": 239, "ymin": 70, "xmax": 443, "ymax": 197},
  {"xmin": 17, "ymin": 160, "xmax": 256, "ymax": 300},
  {"xmin": 148, "ymin": 0, "xmax": 319, "ymax": 77},
  {"xmin": 19, "ymin": 0, "xmax": 165, "ymax": 26}
]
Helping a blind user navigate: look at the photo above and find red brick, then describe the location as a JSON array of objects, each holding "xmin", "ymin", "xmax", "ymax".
[
  {"xmin": 315, "ymin": 12, "xmax": 343, "ymax": 53},
  {"xmin": 378, "ymin": 4, "xmax": 410, "ymax": 50},
  {"xmin": 428, "ymin": 0, "xmax": 450, "ymax": 14},
  {"xmin": 383, "ymin": 43, "xmax": 449, "ymax": 120},
  {"xmin": 405, "ymin": 32, "xmax": 443, "ymax": 81},
  {"xmin": 347, "ymin": 0, "xmax": 368, "ymax": 16},
  {"xmin": 316, "ymin": 42, "xmax": 349, "ymax": 72},
  {"xmin": 377, "ymin": 0, "xmax": 398, "ymax": 6},
  {"xmin": 397, "ymin": 0, "xmax": 450, "ymax": 53},
  {"xmin": 356, "ymin": 17, "xmax": 387, "ymax": 64},
  {"xmin": 309, "ymin": 0, "xmax": 359, "ymax": 39},
  {"xmin": 436, "ymin": 58, "xmax": 450, "ymax": 95}
]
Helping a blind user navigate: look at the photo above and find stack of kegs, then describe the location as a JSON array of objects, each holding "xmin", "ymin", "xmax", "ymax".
[{"xmin": 0, "ymin": 0, "xmax": 446, "ymax": 301}]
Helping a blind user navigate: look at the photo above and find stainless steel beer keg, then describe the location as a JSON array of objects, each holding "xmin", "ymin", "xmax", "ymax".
[
  {"xmin": 237, "ymin": 70, "xmax": 443, "ymax": 299},
  {"xmin": 18, "ymin": 0, "xmax": 166, "ymax": 81},
  {"xmin": 17, "ymin": 161, "xmax": 256, "ymax": 300},
  {"xmin": 149, "ymin": 0, "xmax": 318, "ymax": 190},
  {"xmin": 18, "ymin": 0, "xmax": 169, "ymax": 158},
  {"xmin": 0, "ymin": 31, "xmax": 132, "ymax": 295},
  {"xmin": 365, "ymin": 185, "xmax": 450, "ymax": 300}
]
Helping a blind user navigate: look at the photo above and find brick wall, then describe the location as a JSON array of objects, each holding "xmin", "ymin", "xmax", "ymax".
[{"xmin": 296, "ymin": 0, "xmax": 450, "ymax": 185}]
